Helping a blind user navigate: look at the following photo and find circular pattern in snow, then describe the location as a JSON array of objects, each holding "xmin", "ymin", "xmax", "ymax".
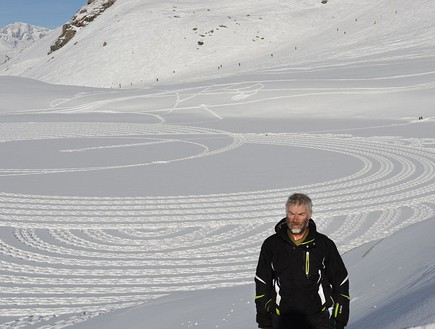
[{"xmin": 0, "ymin": 124, "xmax": 434, "ymax": 327}]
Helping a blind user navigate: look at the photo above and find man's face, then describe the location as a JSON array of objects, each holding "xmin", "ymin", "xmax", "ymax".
[{"xmin": 286, "ymin": 203, "xmax": 312, "ymax": 235}]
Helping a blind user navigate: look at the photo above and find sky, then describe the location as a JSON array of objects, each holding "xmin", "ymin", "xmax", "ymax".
[
  {"xmin": 0, "ymin": 0, "xmax": 86, "ymax": 29},
  {"xmin": 0, "ymin": 0, "xmax": 435, "ymax": 328}
]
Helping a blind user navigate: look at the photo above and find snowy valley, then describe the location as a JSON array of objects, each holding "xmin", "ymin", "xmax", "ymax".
[{"xmin": 0, "ymin": 0, "xmax": 434, "ymax": 328}]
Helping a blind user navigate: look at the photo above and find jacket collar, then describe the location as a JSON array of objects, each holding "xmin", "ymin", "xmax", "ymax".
[{"xmin": 275, "ymin": 217, "xmax": 317, "ymax": 247}]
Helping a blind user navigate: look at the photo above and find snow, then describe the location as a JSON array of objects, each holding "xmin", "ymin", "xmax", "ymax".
[
  {"xmin": 0, "ymin": 0, "xmax": 434, "ymax": 328},
  {"xmin": 0, "ymin": 23, "xmax": 50, "ymax": 65}
]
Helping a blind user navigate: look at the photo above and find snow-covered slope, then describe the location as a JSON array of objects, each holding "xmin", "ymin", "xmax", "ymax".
[
  {"xmin": 2, "ymin": 0, "xmax": 435, "ymax": 88},
  {"xmin": 345, "ymin": 217, "xmax": 435, "ymax": 329},
  {"xmin": 0, "ymin": 0, "xmax": 434, "ymax": 328},
  {"xmin": 58, "ymin": 216, "xmax": 435, "ymax": 329}
]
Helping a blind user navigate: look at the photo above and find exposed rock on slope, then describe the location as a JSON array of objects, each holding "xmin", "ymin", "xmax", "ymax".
[{"xmin": 49, "ymin": 0, "xmax": 116, "ymax": 54}]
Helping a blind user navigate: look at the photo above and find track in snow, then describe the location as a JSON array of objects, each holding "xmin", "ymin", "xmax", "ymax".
[{"xmin": 0, "ymin": 79, "xmax": 434, "ymax": 328}]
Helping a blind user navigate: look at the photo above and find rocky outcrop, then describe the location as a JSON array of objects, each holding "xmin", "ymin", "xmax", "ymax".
[{"xmin": 49, "ymin": 0, "xmax": 116, "ymax": 54}]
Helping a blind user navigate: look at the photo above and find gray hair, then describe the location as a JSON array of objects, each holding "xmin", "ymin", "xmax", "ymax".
[{"xmin": 285, "ymin": 193, "xmax": 313, "ymax": 213}]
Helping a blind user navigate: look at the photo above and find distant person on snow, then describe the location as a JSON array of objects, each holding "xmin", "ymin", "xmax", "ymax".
[{"xmin": 255, "ymin": 193, "xmax": 350, "ymax": 329}]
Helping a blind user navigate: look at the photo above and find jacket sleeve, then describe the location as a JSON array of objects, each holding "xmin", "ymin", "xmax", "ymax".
[
  {"xmin": 255, "ymin": 238, "xmax": 274, "ymax": 328},
  {"xmin": 325, "ymin": 239, "xmax": 350, "ymax": 328}
]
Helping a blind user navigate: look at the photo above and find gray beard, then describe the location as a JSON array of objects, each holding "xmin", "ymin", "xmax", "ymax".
[
  {"xmin": 289, "ymin": 226, "xmax": 306, "ymax": 234},
  {"xmin": 288, "ymin": 221, "xmax": 309, "ymax": 234}
]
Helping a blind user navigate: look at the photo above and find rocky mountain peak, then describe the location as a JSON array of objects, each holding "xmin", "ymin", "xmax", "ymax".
[
  {"xmin": 1, "ymin": 22, "xmax": 49, "ymax": 43},
  {"xmin": 0, "ymin": 22, "xmax": 50, "ymax": 64}
]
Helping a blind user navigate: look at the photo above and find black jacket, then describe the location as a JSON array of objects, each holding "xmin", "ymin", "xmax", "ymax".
[{"xmin": 255, "ymin": 218, "xmax": 350, "ymax": 328}]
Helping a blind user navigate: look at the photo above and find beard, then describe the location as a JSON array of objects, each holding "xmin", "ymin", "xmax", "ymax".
[{"xmin": 288, "ymin": 220, "xmax": 309, "ymax": 234}]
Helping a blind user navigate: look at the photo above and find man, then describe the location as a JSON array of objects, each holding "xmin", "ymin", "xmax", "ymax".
[{"xmin": 255, "ymin": 193, "xmax": 350, "ymax": 329}]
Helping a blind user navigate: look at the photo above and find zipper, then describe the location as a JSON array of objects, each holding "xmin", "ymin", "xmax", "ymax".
[{"xmin": 305, "ymin": 251, "xmax": 310, "ymax": 278}]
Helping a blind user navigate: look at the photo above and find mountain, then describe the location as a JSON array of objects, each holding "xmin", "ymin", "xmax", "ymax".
[
  {"xmin": 0, "ymin": 22, "xmax": 50, "ymax": 64},
  {"xmin": 2, "ymin": 0, "xmax": 434, "ymax": 88}
]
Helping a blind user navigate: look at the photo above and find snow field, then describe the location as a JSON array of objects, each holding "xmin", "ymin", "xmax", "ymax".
[{"xmin": 0, "ymin": 76, "xmax": 434, "ymax": 328}]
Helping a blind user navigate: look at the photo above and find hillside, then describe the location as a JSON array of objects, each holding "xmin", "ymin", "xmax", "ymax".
[{"xmin": 1, "ymin": 0, "xmax": 434, "ymax": 88}]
